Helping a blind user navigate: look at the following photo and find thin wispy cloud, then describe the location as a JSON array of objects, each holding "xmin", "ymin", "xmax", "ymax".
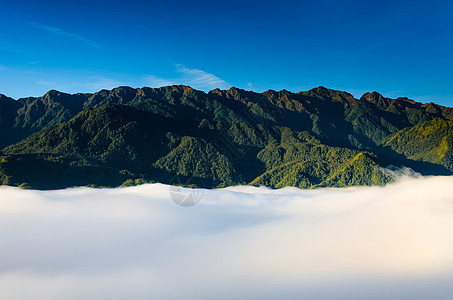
[
  {"xmin": 0, "ymin": 41, "xmax": 23, "ymax": 54},
  {"xmin": 36, "ymin": 76, "xmax": 123, "ymax": 93},
  {"xmin": 30, "ymin": 22, "xmax": 100, "ymax": 48},
  {"xmin": 36, "ymin": 80, "xmax": 56, "ymax": 86},
  {"xmin": 176, "ymin": 64, "xmax": 229, "ymax": 89},
  {"xmin": 81, "ymin": 77, "xmax": 123, "ymax": 91},
  {"xmin": 144, "ymin": 75, "xmax": 177, "ymax": 88},
  {"xmin": 144, "ymin": 65, "xmax": 230, "ymax": 91}
]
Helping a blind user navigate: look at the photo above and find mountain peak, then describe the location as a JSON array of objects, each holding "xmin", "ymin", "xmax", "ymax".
[
  {"xmin": 313, "ymin": 86, "xmax": 329, "ymax": 91},
  {"xmin": 227, "ymin": 86, "xmax": 246, "ymax": 93},
  {"xmin": 360, "ymin": 91, "xmax": 388, "ymax": 105},
  {"xmin": 109, "ymin": 86, "xmax": 138, "ymax": 100},
  {"xmin": 44, "ymin": 89, "xmax": 63, "ymax": 97},
  {"xmin": 167, "ymin": 84, "xmax": 194, "ymax": 91},
  {"xmin": 111, "ymin": 86, "xmax": 136, "ymax": 92},
  {"xmin": 0, "ymin": 94, "xmax": 15, "ymax": 102},
  {"xmin": 208, "ymin": 86, "xmax": 256, "ymax": 102},
  {"xmin": 299, "ymin": 86, "xmax": 355, "ymax": 102}
]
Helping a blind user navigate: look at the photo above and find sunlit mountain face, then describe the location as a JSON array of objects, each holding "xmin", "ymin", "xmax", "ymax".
[{"xmin": 1, "ymin": 175, "xmax": 453, "ymax": 299}]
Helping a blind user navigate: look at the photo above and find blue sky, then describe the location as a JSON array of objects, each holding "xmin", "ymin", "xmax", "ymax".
[{"xmin": 1, "ymin": 0, "xmax": 452, "ymax": 106}]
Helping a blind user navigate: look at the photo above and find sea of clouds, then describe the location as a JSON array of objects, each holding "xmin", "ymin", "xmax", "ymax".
[{"xmin": 1, "ymin": 174, "xmax": 453, "ymax": 299}]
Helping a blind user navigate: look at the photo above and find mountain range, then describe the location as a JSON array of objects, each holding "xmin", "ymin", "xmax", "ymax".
[{"xmin": 1, "ymin": 85, "xmax": 452, "ymax": 189}]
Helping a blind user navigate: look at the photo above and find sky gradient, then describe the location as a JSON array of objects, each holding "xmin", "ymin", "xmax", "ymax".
[{"xmin": 1, "ymin": 0, "xmax": 452, "ymax": 105}]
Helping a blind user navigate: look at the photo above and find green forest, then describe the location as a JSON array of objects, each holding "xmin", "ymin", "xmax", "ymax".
[{"xmin": 0, "ymin": 85, "xmax": 452, "ymax": 189}]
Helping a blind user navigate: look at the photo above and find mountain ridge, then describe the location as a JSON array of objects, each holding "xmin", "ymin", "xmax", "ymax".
[{"xmin": 0, "ymin": 85, "xmax": 452, "ymax": 189}]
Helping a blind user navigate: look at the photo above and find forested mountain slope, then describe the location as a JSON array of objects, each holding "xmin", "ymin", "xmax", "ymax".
[
  {"xmin": 383, "ymin": 118, "xmax": 453, "ymax": 171},
  {"xmin": 0, "ymin": 85, "xmax": 451, "ymax": 189}
]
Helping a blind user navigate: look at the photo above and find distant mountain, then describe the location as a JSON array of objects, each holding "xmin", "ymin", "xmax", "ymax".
[
  {"xmin": 0, "ymin": 85, "xmax": 452, "ymax": 189},
  {"xmin": 0, "ymin": 90, "xmax": 87, "ymax": 147}
]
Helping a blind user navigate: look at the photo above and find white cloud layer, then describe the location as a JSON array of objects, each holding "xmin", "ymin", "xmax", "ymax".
[{"xmin": 1, "ymin": 176, "xmax": 453, "ymax": 299}]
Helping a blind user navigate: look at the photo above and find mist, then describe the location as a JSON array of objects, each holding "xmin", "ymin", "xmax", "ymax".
[{"xmin": 1, "ymin": 175, "xmax": 453, "ymax": 299}]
